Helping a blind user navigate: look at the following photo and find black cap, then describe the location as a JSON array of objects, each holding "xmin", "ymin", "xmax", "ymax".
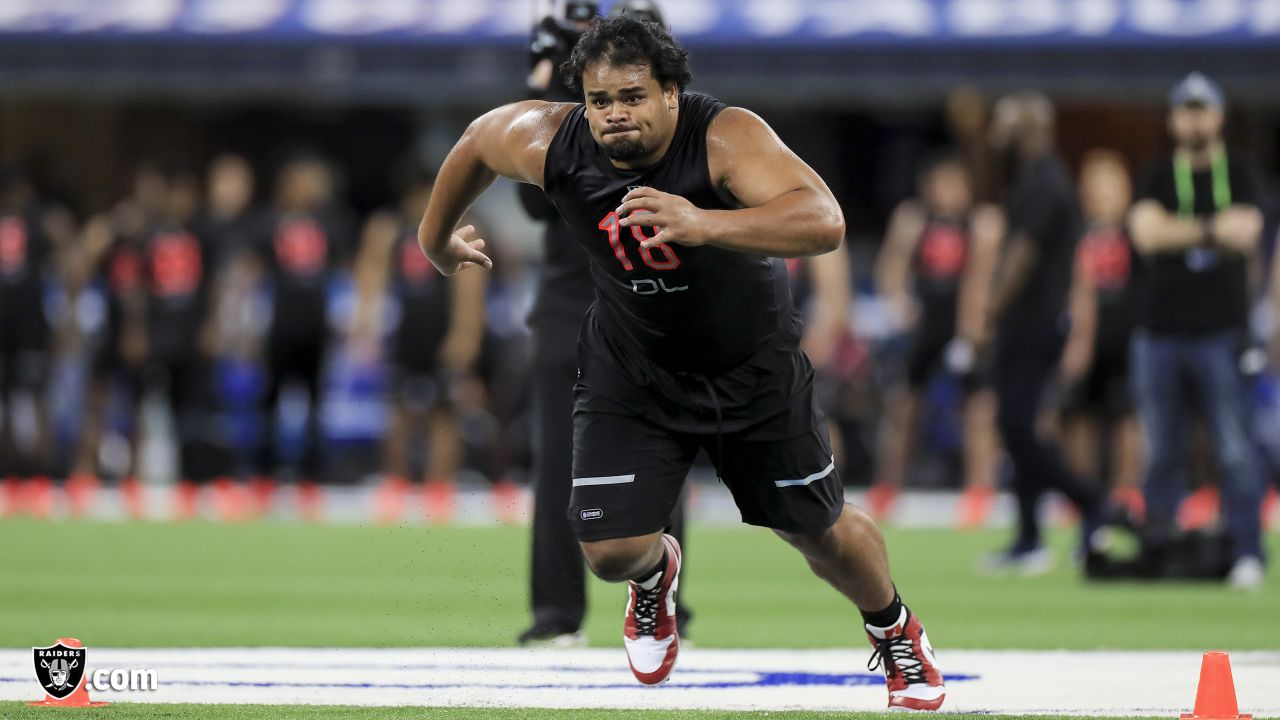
[{"xmin": 565, "ymin": 1, "xmax": 598, "ymax": 22}]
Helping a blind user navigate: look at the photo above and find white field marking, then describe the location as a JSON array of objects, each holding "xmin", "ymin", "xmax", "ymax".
[{"xmin": 2, "ymin": 648, "xmax": 1278, "ymax": 716}]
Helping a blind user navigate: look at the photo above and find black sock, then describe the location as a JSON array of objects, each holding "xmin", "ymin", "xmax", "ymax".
[
  {"xmin": 860, "ymin": 590, "xmax": 905, "ymax": 629},
  {"xmin": 633, "ymin": 548, "xmax": 668, "ymax": 587}
]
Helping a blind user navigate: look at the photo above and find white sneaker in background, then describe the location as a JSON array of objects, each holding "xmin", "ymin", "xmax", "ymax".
[{"xmin": 1226, "ymin": 556, "xmax": 1264, "ymax": 591}]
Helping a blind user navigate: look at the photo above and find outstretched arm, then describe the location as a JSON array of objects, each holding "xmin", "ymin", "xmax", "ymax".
[
  {"xmin": 418, "ymin": 100, "xmax": 572, "ymax": 274},
  {"xmin": 617, "ymin": 107, "xmax": 845, "ymax": 258}
]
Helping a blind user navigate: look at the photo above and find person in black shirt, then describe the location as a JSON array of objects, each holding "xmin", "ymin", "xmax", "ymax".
[
  {"xmin": 516, "ymin": 0, "xmax": 693, "ymax": 649},
  {"xmin": 138, "ymin": 168, "xmax": 225, "ymax": 520},
  {"xmin": 199, "ymin": 155, "xmax": 258, "ymax": 264},
  {"xmin": 417, "ymin": 16, "xmax": 945, "ymax": 709},
  {"xmin": 1127, "ymin": 73, "xmax": 1267, "ymax": 589},
  {"xmin": 354, "ymin": 169, "xmax": 487, "ymax": 524},
  {"xmin": 1059, "ymin": 150, "xmax": 1144, "ymax": 519},
  {"xmin": 982, "ymin": 93, "xmax": 1105, "ymax": 574},
  {"xmin": 873, "ymin": 154, "xmax": 1002, "ymax": 527},
  {"xmin": 71, "ymin": 164, "xmax": 169, "ymax": 520},
  {"xmin": 250, "ymin": 154, "xmax": 354, "ymax": 520},
  {"xmin": 0, "ymin": 169, "xmax": 65, "ymax": 518}
]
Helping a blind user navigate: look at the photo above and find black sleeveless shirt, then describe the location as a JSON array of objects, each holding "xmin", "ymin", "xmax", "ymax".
[
  {"xmin": 914, "ymin": 213, "xmax": 970, "ymax": 337},
  {"xmin": 543, "ymin": 92, "xmax": 800, "ymax": 374}
]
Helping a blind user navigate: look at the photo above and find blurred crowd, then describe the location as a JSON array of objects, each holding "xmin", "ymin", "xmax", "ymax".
[
  {"xmin": 0, "ymin": 79, "xmax": 1278, "ymax": 541},
  {"xmin": 0, "ymin": 153, "xmax": 535, "ymax": 521}
]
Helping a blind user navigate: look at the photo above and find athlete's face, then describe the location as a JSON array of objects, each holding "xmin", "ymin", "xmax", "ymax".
[
  {"xmin": 1079, "ymin": 159, "xmax": 1132, "ymax": 225},
  {"xmin": 581, "ymin": 61, "xmax": 679, "ymax": 166},
  {"xmin": 1169, "ymin": 104, "xmax": 1223, "ymax": 153}
]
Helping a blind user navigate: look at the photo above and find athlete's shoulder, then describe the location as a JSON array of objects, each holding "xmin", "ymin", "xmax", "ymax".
[
  {"xmin": 475, "ymin": 100, "xmax": 578, "ymax": 147},
  {"xmin": 705, "ymin": 106, "xmax": 784, "ymax": 157},
  {"xmin": 466, "ymin": 100, "xmax": 579, "ymax": 187}
]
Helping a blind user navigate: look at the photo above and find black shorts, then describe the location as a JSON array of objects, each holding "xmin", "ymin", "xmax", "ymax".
[
  {"xmin": 567, "ymin": 309, "xmax": 844, "ymax": 542},
  {"xmin": 1062, "ymin": 347, "xmax": 1131, "ymax": 417},
  {"xmin": 905, "ymin": 324, "xmax": 989, "ymax": 391},
  {"xmin": 0, "ymin": 313, "xmax": 49, "ymax": 391}
]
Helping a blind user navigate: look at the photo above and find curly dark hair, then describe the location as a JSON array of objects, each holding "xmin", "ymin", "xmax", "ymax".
[{"xmin": 560, "ymin": 15, "xmax": 692, "ymax": 99}]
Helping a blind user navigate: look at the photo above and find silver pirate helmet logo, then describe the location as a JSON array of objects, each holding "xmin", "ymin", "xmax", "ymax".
[{"xmin": 33, "ymin": 642, "xmax": 86, "ymax": 700}]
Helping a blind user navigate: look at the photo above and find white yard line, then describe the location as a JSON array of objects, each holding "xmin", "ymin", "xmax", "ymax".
[{"xmin": 2, "ymin": 648, "xmax": 1277, "ymax": 716}]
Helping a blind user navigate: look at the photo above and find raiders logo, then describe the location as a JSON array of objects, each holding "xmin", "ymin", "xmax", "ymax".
[{"xmin": 33, "ymin": 642, "xmax": 86, "ymax": 700}]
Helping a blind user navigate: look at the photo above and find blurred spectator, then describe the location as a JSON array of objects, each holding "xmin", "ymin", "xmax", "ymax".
[
  {"xmin": 787, "ymin": 244, "xmax": 856, "ymax": 475},
  {"xmin": 945, "ymin": 87, "xmax": 996, "ymax": 204},
  {"xmin": 983, "ymin": 92, "xmax": 1106, "ymax": 573},
  {"xmin": 199, "ymin": 156, "xmax": 270, "ymax": 508},
  {"xmin": 70, "ymin": 164, "xmax": 168, "ymax": 519},
  {"xmin": 139, "ymin": 167, "xmax": 224, "ymax": 520},
  {"xmin": 355, "ymin": 168, "xmax": 487, "ymax": 524},
  {"xmin": 0, "ymin": 168, "xmax": 67, "ymax": 517},
  {"xmin": 872, "ymin": 154, "xmax": 1002, "ymax": 527},
  {"xmin": 1127, "ymin": 73, "xmax": 1267, "ymax": 589},
  {"xmin": 1058, "ymin": 150, "xmax": 1144, "ymax": 518},
  {"xmin": 249, "ymin": 153, "xmax": 356, "ymax": 520},
  {"xmin": 199, "ymin": 155, "xmax": 257, "ymax": 263}
]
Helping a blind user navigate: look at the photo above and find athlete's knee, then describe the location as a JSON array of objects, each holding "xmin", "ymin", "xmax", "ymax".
[
  {"xmin": 776, "ymin": 504, "xmax": 877, "ymax": 558},
  {"xmin": 580, "ymin": 534, "xmax": 664, "ymax": 582}
]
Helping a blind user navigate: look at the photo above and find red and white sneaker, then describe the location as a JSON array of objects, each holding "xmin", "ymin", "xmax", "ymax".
[
  {"xmin": 865, "ymin": 608, "xmax": 945, "ymax": 711},
  {"xmin": 624, "ymin": 533, "xmax": 681, "ymax": 686}
]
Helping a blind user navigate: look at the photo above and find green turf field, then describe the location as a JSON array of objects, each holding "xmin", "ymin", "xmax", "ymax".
[
  {"xmin": 0, "ymin": 704, "xmax": 1175, "ymax": 720},
  {"xmin": 2, "ymin": 519, "xmax": 1277, "ymax": 651}
]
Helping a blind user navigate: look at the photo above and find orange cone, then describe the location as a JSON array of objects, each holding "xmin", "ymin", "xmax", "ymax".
[
  {"xmin": 28, "ymin": 637, "xmax": 108, "ymax": 707},
  {"xmin": 1180, "ymin": 651, "xmax": 1251, "ymax": 720}
]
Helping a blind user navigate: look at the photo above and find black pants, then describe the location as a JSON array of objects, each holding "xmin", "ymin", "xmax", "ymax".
[
  {"xmin": 257, "ymin": 331, "xmax": 325, "ymax": 480},
  {"xmin": 0, "ymin": 332, "xmax": 49, "ymax": 478},
  {"xmin": 994, "ymin": 328, "xmax": 1102, "ymax": 549},
  {"xmin": 528, "ymin": 313, "xmax": 691, "ymax": 633},
  {"xmin": 149, "ymin": 354, "xmax": 222, "ymax": 482}
]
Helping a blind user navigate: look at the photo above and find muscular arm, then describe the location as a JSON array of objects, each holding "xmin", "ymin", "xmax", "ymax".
[
  {"xmin": 1128, "ymin": 199, "xmax": 1205, "ymax": 255},
  {"xmin": 418, "ymin": 100, "xmax": 572, "ymax": 273},
  {"xmin": 956, "ymin": 204, "xmax": 1003, "ymax": 343},
  {"xmin": 874, "ymin": 202, "xmax": 925, "ymax": 329},
  {"xmin": 619, "ymin": 107, "xmax": 845, "ymax": 257}
]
